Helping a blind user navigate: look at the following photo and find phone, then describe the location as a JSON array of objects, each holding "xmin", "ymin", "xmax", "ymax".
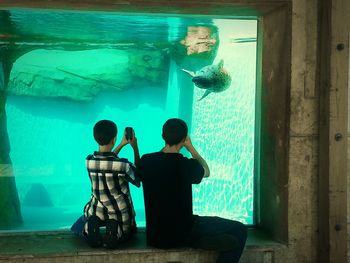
[{"xmin": 125, "ymin": 127, "xmax": 133, "ymax": 141}]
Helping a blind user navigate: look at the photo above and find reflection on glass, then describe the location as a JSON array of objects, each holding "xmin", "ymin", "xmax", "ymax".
[{"xmin": 0, "ymin": 9, "xmax": 257, "ymax": 231}]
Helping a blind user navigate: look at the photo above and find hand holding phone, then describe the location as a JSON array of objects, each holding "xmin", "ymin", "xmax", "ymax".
[{"xmin": 125, "ymin": 127, "xmax": 133, "ymax": 141}]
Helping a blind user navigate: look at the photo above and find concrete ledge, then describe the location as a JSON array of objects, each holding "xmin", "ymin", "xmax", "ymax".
[{"xmin": 0, "ymin": 229, "xmax": 285, "ymax": 263}]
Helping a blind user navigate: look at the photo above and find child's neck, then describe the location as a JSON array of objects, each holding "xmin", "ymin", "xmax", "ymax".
[
  {"xmin": 162, "ymin": 144, "xmax": 182, "ymax": 153},
  {"xmin": 99, "ymin": 144, "xmax": 114, "ymax": 152}
]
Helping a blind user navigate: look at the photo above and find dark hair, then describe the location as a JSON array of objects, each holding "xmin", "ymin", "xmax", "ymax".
[
  {"xmin": 93, "ymin": 120, "xmax": 117, "ymax": 146},
  {"xmin": 162, "ymin": 118, "xmax": 188, "ymax": 146}
]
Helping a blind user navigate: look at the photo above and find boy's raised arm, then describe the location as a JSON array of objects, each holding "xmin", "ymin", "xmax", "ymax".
[
  {"xmin": 114, "ymin": 129, "xmax": 140, "ymax": 167},
  {"xmin": 113, "ymin": 128, "xmax": 141, "ymax": 187},
  {"xmin": 129, "ymin": 130, "xmax": 140, "ymax": 168},
  {"xmin": 113, "ymin": 129, "xmax": 128, "ymax": 155},
  {"xmin": 184, "ymin": 136, "xmax": 210, "ymax": 178}
]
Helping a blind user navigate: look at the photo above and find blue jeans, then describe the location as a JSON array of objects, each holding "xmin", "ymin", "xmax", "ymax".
[
  {"xmin": 186, "ymin": 216, "xmax": 247, "ymax": 263},
  {"xmin": 71, "ymin": 215, "xmax": 87, "ymax": 239}
]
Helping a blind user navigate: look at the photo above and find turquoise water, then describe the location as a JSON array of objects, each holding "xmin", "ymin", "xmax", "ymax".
[{"xmin": 2, "ymin": 10, "xmax": 257, "ymax": 231}]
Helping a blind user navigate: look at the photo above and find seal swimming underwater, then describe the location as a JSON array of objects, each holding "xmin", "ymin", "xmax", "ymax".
[{"xmin": 181, "ymin": 59, "xmax": 232, "ymax": 101}]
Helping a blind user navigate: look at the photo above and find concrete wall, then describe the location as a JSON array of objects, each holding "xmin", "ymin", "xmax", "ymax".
[
  {"xmin": 348, "ymin": 33, "xmax": 350, "ymax": 262},
  {"xmin": 288, "ymin": 0, "xmax": 348, "ymax": 262},
  {"xmin": 285, "ymin": 0, "xmax": 349, "ymax": 262},
  {"xmin": 288, "ymin": 0, "xmax": 318, "ymax": 262},
  {"xmin": 261, "ymin": 0, "xmax": 319, "ymax": 261},
  {"xmin": 0, "ymin": 0, "xmax": 349, "ymax": 262}
]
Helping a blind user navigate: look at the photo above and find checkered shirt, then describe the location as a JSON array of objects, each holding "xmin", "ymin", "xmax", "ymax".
[{"xmin": 83, "ymin": 151, "xmax": 140, "ymax": 235}]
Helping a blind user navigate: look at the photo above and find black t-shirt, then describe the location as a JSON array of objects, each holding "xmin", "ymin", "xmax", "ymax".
[{"xmin": 139, "ymin": 151, "xmax": 205, "ymax": 248}]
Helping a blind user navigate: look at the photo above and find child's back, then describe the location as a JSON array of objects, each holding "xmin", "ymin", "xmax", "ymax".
[{"xmin": 71, "ymin": 120, "xmax": 140, "ymax": 249}]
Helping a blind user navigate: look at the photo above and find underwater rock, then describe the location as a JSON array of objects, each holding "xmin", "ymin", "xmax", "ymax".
[
  {"xmin": 0, "ymin": 84, "xmax": 23, "ymax": 229},
  {"xmin": 23, "ymin": 183, "xmax": 54, "ymax": 207},
  {"xmin": 181, "ymin": 26, "xmax": 218, "ymax": 55},
  {"xmin": 170, "ymin": 25, "xmax": 219, "ymax": 70},
  {"xmin": 128, "ymin": 49, "xmax": 169, "ymax": 86},
  {"xmin": 0, "ymin": 94, "xmax": 10, "ymax": 164},
  {"xmin": 7, "ymin": 48, "xmax": 168, "ymax": 101},
  {"xmin": 0, "ymin": 174, "xmax": 23, "ymax": 229}
]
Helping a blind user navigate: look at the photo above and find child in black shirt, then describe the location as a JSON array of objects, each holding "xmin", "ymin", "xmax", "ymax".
[{"xmin": 139, "ymin": 118, "xmax": 247, "ymax": 263}]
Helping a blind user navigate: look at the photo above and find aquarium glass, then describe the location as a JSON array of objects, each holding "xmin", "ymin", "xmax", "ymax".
[{"xmin": 0, "ymin": 9, "xmax": 258, "ymax": 231}]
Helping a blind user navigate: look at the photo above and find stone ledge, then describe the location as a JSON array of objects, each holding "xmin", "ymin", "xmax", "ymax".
[{"xmin": 0, "ymin": 229, "xmax": 285, "ymax": 263}]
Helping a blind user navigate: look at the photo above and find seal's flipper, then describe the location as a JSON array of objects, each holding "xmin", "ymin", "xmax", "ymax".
[
  {"xmin": 198, "ymin": 90, "xmax": 212, "ymax": 101},
  {"xmin": 217, "ymin": 59, "xmax": 224, "ymax": 68},
  {"xmin": 181, "ymin": 68, "xmax": 196, "ymax": 77}
]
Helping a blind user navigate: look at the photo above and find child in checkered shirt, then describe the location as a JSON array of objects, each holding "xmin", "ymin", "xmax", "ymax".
[{"xmin": 71, "ymin": 120, "xmax": 140, "ymax": 249}]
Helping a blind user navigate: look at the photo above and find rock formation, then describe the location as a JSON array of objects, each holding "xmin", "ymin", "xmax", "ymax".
[
  {"xmin": 0, "ymin": 61, "xmax": 23, "ymax": 229},
  {"xmin": 8, "ymin": 48, "xmax": 169, "ymax": 101},
  {"xmin": 170, "ymin": 25, "xmax": 219, "ymax": 71}
]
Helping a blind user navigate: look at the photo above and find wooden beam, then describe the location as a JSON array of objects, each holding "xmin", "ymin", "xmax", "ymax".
[
  {"xmin": 318, "ymin": 0, "xmax": 349, "ymax": 262},
  {"xmin": 0, "ymin": 0, "xmax": 289, "ymax": 17}
]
